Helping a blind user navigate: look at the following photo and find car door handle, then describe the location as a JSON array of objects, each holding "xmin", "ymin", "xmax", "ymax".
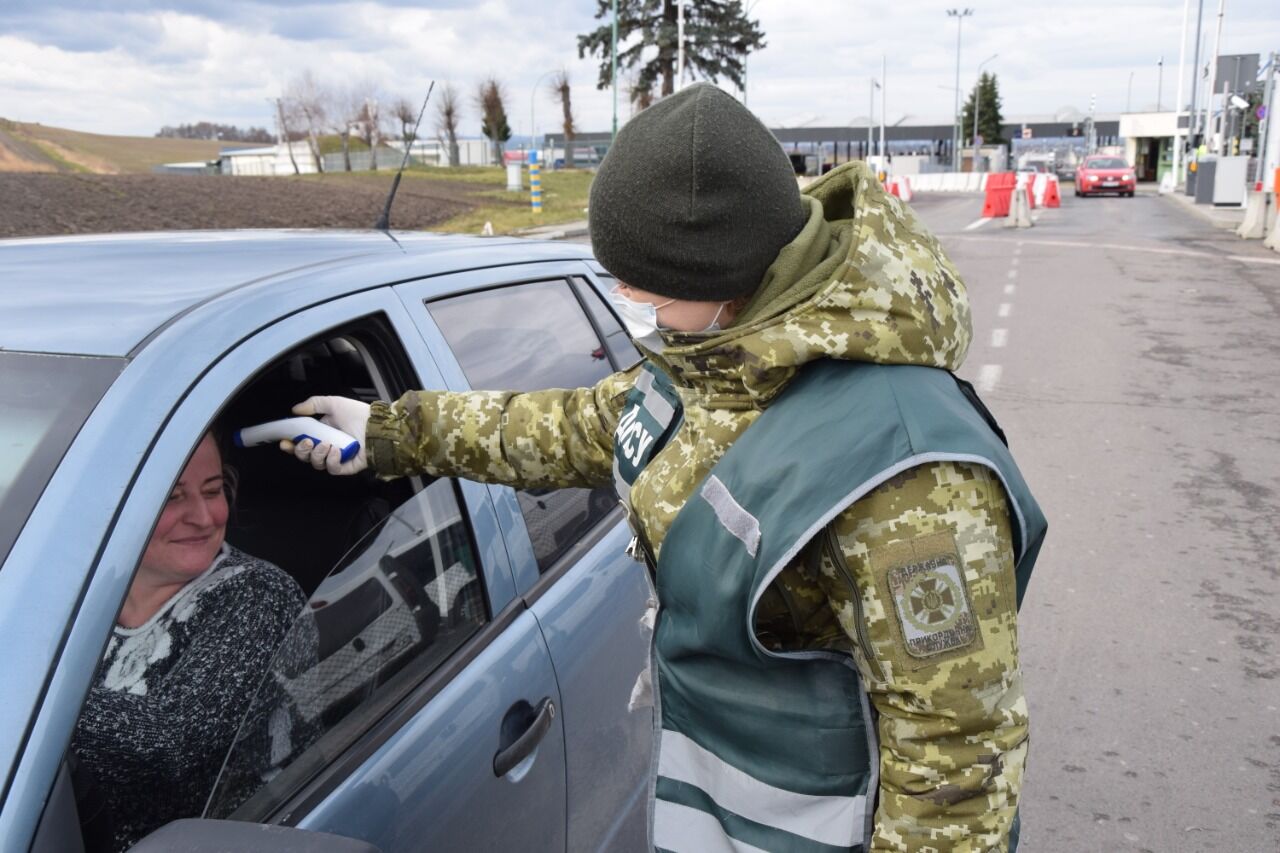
[{"xmin": 493, "ymin": 697, "xmax": 556, "ymax": 777}]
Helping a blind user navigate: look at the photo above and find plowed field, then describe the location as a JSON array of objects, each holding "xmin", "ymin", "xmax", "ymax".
[{"xmin": 0, "ymin": 173, "xmax": 508, "ymax": 238}]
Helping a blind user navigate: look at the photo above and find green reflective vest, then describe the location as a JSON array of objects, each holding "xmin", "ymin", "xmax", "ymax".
[{"xmin": 614, "ymin": 359, "xmax": 1046, "ymax": 853}]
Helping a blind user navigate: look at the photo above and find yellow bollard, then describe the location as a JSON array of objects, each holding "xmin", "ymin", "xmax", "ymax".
[{"xmin": 530, "ymin": 150, "xmax": 543, "ymax": 214}]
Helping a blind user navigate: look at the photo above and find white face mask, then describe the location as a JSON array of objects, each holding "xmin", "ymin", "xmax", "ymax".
[
  {"xmin": 610, "ymin": 288, "xmax": 675, "ymax": 353},
  {"xmin": 610, "ymin": 288, "xmax": 727, "ymax": 354}
]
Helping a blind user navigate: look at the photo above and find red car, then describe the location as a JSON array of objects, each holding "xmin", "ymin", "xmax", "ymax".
[{"xmin": 1075, "ymin": 156, "xmax": 1136, "ymax": 197}]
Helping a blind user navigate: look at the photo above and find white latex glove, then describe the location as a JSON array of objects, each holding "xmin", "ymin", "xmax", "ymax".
[{"xmin": 281, "ymin": 396, "xmax": 372, "ymax": 476}]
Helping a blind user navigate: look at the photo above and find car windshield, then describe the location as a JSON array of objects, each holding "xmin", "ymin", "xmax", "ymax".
[
  {"xmin": 0, "ymin": 352, "xmax": 124, "ymax": 567},
  {"xmin": 1087, "ymin": 158, "xmax": 1128, "ymax": 170}
]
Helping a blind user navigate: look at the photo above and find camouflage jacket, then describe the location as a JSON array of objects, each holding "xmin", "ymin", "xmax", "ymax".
[{"xmin": 366, "ymin": 163, "xmax": 1027, "ymax": 851}]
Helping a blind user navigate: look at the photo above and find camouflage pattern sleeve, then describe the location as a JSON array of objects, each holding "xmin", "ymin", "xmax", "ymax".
[
  {"xmin": 364, "ymin": 366, "xmax": 640, "ymax": 489},
  {"xmin": 809, "ymin": 460, "xmax": 1026, "ymax": 852}
]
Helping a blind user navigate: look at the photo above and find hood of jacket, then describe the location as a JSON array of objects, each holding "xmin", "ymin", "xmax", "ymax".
[{"xmin": 648, "ymin": 161, "xmax": 972, "ymax": 410}]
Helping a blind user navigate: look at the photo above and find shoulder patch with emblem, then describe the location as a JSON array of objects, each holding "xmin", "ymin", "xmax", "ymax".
[{"xmin": 871, "ymin": 530, "xmax": 982, "ymax": 666}]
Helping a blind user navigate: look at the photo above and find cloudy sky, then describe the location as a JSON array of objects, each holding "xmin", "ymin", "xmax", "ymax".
[{"xmin": 1, "ymin": 0, "xmax": 1276, "ymax": 139}]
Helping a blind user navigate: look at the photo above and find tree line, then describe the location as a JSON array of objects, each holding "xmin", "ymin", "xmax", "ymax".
[
  {"xmin": 270, "ymin": 71, "xmax": 578, "ymax": 173},
  {"xmin": 155, "ymin": 123, "xmax": 274, "ymax": 143}
]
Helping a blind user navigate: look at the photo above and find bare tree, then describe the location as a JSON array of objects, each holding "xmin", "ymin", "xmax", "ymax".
[
  {"xmin": 392, "ymin": 97, "xmax": 417, "ymax": 145},
  {"xmin": 326, "ymin": 85, "xmax": 362, "ymax": 172},
  {"xmin": 435, "ymin": 82, "xmax": 462, "ymax": 167},
  {"xmin": 551, "ymin": 70, "xmax": 575, "ymax": 166},
  {"xmin": 284, "ymin": 70, "xmax": 328, "ymax": 173},
  {"xmin": 274, "ymin": 98, "xmax": 301, "ymax": 175},
  {"xmin": 476, "ymin": 77, "xmax": 511, "ymax": 165},
  {"xmin": 353, "ymin": 94, "xmax": 381, "ymax": 169}
]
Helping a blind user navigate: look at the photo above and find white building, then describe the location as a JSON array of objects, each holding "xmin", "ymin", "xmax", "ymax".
[
  {"xmin": 1118, "ymin": 112, "xmax": 1189, "ymax": 183},
  {"xmin": 218, "ymin": 142, "xmax": 317, "ymax": 176}
]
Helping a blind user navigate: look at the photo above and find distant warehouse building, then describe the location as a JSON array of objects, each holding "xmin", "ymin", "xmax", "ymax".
[{"xmin": 218, "ymin": 142, "xmax": 317, "ymax": 176}]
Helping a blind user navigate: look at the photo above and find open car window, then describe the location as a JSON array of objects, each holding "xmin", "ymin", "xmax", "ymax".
[{"xmin": 205, "ymin": 477, "xmax": 486, "ymax": 820}]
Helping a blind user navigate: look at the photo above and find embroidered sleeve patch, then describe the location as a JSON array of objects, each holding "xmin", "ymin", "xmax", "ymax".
[{"xmin": 872, "ymin": 531, "xmax": 982, "ymax": 666}]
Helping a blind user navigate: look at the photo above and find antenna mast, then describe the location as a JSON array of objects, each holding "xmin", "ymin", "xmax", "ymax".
[{"xmin": 375, "ymin": 81, "xmax": 436, "ymax": 231}]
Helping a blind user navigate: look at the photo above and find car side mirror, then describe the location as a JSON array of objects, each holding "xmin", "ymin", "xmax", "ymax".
[{"xmin": 128, "ymin": 819, "xmax": 381, "ymax": 852}]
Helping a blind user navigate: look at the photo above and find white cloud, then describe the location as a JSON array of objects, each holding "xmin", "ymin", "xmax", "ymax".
[{"xmin": 1, "ymin": 0, "xmax": 1276, "ymax": 138}]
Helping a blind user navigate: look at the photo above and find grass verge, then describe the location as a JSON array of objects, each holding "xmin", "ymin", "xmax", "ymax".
[{"xmin": 416, "ymin": 167, "xmax": 593, "ymax": 234}]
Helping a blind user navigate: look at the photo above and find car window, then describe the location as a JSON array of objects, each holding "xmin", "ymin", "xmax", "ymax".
[
  {"xmin": 0, "ymin": 352, "xmax": 124, "ymax": 568},
  {"xmin": 206, "ymin": 478, "xmax": 486, "ymax": 820},
  {"xmin": 1087, "ymin": 158, "xmax": 1128, "ymax": 169},
  {"xmin": 428, "ymin": 279, "xmax": 618, "ymax": 572},
  {"xmin": 574, "ymin": 275, "xmax": 641, "ymax": 368}
]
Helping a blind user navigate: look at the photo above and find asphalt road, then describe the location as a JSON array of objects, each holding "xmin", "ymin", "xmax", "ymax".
[
  {"xmin": 570, "ymin": 186, "xmax": 1280, "ymax": 849},
  {"xmin": 910, "ymin": 188, "xmax": 1280, "ymax": 852}
]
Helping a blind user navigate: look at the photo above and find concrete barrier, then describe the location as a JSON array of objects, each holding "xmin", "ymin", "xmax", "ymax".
[
  {"xmin": 1002, "ymin": 188, "xmax": 1033, "ymax": 228},
  {"xmin": 1236, "ymin": 191, "xmax": 1272, "ymax": 240},
  {"xmin": 1265, "ymin": 214, "xmax": 1280, "ymax": 252}
]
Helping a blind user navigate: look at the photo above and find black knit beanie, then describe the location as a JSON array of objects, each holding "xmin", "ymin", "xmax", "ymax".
[{"xmin": 588, "ymin": 82, "xmax": 807, "ymax": 301}]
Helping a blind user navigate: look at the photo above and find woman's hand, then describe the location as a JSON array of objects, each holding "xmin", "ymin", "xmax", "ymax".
[{"xmin": 281, "ymin": 396, "xmax": 371, "ymax": 475}]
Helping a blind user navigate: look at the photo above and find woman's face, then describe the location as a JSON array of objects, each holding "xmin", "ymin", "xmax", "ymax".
[
  {"xmin": 614, "ymin": 282, "xmax": 735, "ymax": 332},
  {"xmin": 138, "ymin": 434, "xmax": 228, "ymax": 585}
]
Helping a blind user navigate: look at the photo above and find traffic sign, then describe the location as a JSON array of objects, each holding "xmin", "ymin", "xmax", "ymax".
[{"xmin": 1258, "ymin": 105, "xmax": 1268, "ymax": 121}]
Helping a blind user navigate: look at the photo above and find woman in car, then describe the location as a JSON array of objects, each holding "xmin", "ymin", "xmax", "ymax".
[{"xmin": 71, "ymin": 431, "xmax": 308, "ymax": 852}]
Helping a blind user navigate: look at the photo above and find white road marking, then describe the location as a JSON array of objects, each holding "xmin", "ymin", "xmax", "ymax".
[
  {"xmin": 998, "ymin": 303, "xmax": 1012, "ymax": 317},
  {"xmin": 1010, "ymin": 256, "xmax": 1020, "ymax": 267},
  {"xmin": 951, "ymin": 235, "xmax": 1280, "ymax": 267},
  {"xmin": 977, "ymin": 364, "xmax": 1003, "ymax": 393},
  {"xmin": 1007, "ymin": 269, "xmax": 1018, "ymax": 279},
  {"xmin": 991, "ymin": 328, "xmax": 1008, "ymax": 348},
  {"xmin": 1004, "ymin": 284, "xmax": 1016, "ymax": 295},
  {"xmin": 964, "ymin": 217, "xmax": 993, "ymax": 231}
]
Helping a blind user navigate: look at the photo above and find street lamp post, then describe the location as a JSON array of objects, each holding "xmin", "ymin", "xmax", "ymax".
[
  {"xmin": 869, "ymin": 77, "xmax": 878, "ymax": 157},
  {"xmin": 611, "ymin": 0, "xmax": 619, "ymax": 140},
  {"xmin": 1127, "ymin": 70, "xmax": 1135, "ymax": 112},
  {"xmin": 947, "ymin": 8, "xmax": 974, "ymax": 170},
  {"xmin": 1157, "ymin": 55, "xmax": 1164, "ymax": 110},
  {"xmin": 677, "ymin": 0, "xmax": 686, "ymax": 89},
  {"xmin": 742, "ymin": 0, "xmax": 764, "ymax": 105},
  {"xmin": 972, "ymin": 53, "xmax": 997, "ymax": 171},
  {"xmin": 530, "ymin": 70, "xmax": 556, "ymax": 162}
]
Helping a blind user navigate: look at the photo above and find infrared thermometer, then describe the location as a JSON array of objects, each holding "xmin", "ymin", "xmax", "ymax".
[{"xmin": 235, "ymin": 417, "xmax": 361, "ymax": 463}]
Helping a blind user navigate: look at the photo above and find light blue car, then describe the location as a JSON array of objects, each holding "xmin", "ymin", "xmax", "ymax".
[{"xmin": 0, "ymin": 231, "xmax": 654, "ymax": 853}]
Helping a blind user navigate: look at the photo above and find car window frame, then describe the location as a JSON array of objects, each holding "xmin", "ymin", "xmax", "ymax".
[
  {"xmin": 393, "ymin": 261, "xmax": 622, "ymax": 597},
  {"xmin": 17, "ymin": 289, "xmax": 522, "ymax": 847}
]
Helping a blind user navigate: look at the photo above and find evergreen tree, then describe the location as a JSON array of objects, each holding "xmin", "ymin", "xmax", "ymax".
[
  {"xmin": 962, "ymin": 72, "xmax": 1007, "ymax": 146},
  {"xmin": 477, "ymin": 78, "xmax": 512, "ymax": 164},
  {"xmin": 578, "ymin": 0, "xmax": 765, "ymax": 99}
]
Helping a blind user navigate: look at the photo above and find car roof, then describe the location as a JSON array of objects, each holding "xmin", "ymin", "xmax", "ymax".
[{"xmin": 0, "ymin": 230, "xmax": 594, "ymax": 357}]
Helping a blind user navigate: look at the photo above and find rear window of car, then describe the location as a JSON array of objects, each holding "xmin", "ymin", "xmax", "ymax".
[
  {"xmin": 0, "ymin": 352, "xmax": 125, "ymax": 567},
  {"xmin": 1086, "ymin": 158, "xmax": 1128, "ymax": 169}
]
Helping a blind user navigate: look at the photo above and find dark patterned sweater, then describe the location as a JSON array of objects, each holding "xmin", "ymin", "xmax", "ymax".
[{"xmin": 71, "ymin": 544, "xmax": 307, "ymax": 852}]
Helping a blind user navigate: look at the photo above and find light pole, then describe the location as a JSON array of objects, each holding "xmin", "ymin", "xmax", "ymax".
[
  {"xmin": 869, "ymin": 77, "xmax": 880, "ymax": 157},
  {"xmin": 1173, "ymin": 0, "xmax": 1191, "ymax": 184},
  {"xmin": 742, "ymin": 0, "xmax": 764, "ymax": 106},
  {"xmin": 1127, "ymin": 70, "xmax": 1135, "ymax": 112},
  {"xmin": 1157, "ymin": 55, "xmax": 1164, "ymax": 110},
  {"xmin": 947, "ymin": 8, "xmax": 974, "ymax": 170},
  {"xmin": 677, "ymin": 0, "xmax": 686, "ymax": 89},
  {"xmin": 611, "ymin": 0, "xmax": 619, "ymax": 140},
  {"xmin": 530, "ymin": 70, "xmax": 557, "ymax": 161},
  {"xmin": 972, "ymin": 53, "xmax": 997, "ymax": 170},
  {"xmin": 880, "ymin": 55, "xmax": 887, "ymax": 168}
]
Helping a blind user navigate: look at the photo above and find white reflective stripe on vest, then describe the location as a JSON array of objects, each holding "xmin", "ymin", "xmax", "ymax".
[
  {"xmin": 653, "ymin": 800, "xmax": 771, "ymax": 853},
  {"xmin": 658, "ymin": 730, "xmax": 865, "ymax": 848},
  {"xmin": 700, "ymin": 475, "xmax": 761, "ymax": 557}
]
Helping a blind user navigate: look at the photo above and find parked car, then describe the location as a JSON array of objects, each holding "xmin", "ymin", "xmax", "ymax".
[
  {"xmin": 1074, "ymin": 156, "xmax": 1136, "ymax": 197},
  {"xmin": 0, "ymin": 231, "xmax": 654, "ymax": 853}
]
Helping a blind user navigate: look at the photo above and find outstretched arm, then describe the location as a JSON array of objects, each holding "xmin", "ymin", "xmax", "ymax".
[{"xmin": 364, "ymin": 367, "xmax": 640, "ymax": 489}]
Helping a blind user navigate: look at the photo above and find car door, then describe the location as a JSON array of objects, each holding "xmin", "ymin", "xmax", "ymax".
[
  {"xmin": 395, "ymin": 263, "xmax": 654, "ymax": 852},
  {"xmin": 30, "ymin": 289, "xmax": 567, "ymax": 852}
]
